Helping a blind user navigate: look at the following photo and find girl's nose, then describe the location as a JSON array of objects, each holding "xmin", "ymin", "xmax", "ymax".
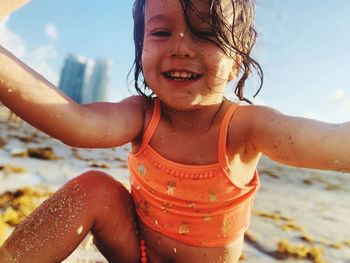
[{"xmin": 168, "ymin": 31, "xmax": 196, "ymax": 58}]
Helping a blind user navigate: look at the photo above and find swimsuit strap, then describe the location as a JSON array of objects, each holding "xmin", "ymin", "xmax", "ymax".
[
  {"xmin": 138, "ymin": 98, "xmax": 161, "ymax": 153},
  {"xmin": 218, "ymin": 102, "xmax": 239, "ymax": 173}
]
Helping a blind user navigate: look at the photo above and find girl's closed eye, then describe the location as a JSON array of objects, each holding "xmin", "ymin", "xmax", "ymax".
[{"xmin": 150, "ymin": 30, "xmax": 172, "ymax": 37}]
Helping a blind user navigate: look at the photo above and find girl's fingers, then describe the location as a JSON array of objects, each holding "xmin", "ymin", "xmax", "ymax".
[{"xmin": 0, "ymin": 0, "xmax": 31, "ymax": 21}]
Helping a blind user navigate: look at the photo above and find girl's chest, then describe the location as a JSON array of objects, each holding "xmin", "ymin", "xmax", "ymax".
[
  {"xmin": 147, "ymin": 124, "xmax": 258, "ymax": 187},
  {"xmin": 149, "ymin": 126, "xmax": 220, "ymax": 165}
]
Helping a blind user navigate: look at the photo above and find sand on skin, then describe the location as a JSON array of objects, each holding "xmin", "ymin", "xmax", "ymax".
[{"xmin": 0, "ymin": 106, "xmax": 349, "ymax": 263}]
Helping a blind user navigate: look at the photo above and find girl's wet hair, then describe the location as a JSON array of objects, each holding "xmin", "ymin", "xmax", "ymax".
[{"xmin": 131, "ymin": 0, "xmax": 263, "ymax": 103}]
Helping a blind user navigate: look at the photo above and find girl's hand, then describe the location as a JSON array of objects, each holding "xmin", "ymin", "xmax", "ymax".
[{"xmin": 0, "ymin": 0, "xmax": 31, "ymax": 21}]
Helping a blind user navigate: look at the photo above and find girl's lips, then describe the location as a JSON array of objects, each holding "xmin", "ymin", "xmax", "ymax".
[
  {"xmin": 162, "ymin": 73, "xmax": 202, "ymax": 86},
  {"xmin": 162, "ymin": 70, "xmax": 202, "ymax": 82}
]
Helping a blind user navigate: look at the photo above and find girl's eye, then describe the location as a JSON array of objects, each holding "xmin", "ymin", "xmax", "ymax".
[{"xmin": 152, "ymin": 31, "xmax": 171, "ymax": 37}]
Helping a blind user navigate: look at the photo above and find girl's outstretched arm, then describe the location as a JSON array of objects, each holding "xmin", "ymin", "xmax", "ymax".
[
  {"xmin": 0, "ymin": 0, "xmax": 30, "ymax": 21},
  {"xmin": 0, "ymin": 46, "xmax": 145, "ymax": 148},
  {"xmin": 246, "ymin": 105, "xmax": 350, "ymax": 173}
]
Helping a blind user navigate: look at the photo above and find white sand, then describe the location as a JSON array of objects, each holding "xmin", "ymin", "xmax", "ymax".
[{"xmin": 1, "ymin": 107, "xmax": 350, "ymax": 263}]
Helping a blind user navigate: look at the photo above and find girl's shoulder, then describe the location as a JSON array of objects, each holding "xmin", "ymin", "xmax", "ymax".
[
  {"xmin": 226, "ymin": 103, "xmax": 281, "ymax": 154},
  {"xmin": 229, "ymin": 103, "xmax": 260, "ymax": 128},
  {"xmin": 82, "ymin": 95, "xmax": 152, "ymax": 148},
  {"xmin": 112, "ymin": 95, "xmax": 153, "ymax": 118},
  {"xmin": 233, "ymin": 103, "xmax": 281, "ymax": 126},
  {"xmin": 231, "ymin": 103, "xmax": 291, "ymax": 141}
]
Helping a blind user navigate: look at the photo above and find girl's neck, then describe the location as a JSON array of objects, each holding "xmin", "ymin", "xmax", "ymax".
[{"xmin": 160, "ymin": 99, "xmax": 226, "ymax": 132}]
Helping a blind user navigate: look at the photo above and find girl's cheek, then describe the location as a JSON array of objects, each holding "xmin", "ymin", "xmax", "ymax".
[
  {"xmin": 141, "ymin": 44, "xmax": 150, "ymax": 56},
  {"xmin": 141, "ymin": 46, "xmax": 152, "ymax": 64}
]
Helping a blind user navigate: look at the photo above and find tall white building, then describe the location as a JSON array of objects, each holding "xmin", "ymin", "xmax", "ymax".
[
  {"xmin": 82, "ymin": 59, "xmax": 112, "ymax": 104},
  {"xmin": 58, "ymin": 54, "xmax": 112, "ymax": 104}
]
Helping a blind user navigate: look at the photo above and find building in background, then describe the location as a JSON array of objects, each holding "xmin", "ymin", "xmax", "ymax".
[
  {"xmin": 81, "ymin": 59, "xmax": 112, "ymax": 104},
  {"xmin": 58, "ymin": 54, "xmax": 87, "ymax": 104},
  {"xmin": 58, "ymin": 54, "xmax": 112, "ymax": 104}
]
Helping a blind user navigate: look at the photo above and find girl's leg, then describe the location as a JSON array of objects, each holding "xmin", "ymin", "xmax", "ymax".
[{"xmin": 0, "ymin": 171, "xmax": 141, "ymax": 263}]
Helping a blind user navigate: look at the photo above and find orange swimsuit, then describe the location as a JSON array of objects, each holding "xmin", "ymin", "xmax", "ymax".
[{"xmin": 128, "ymin": 99, "xmax": 259, "ymax": 247}]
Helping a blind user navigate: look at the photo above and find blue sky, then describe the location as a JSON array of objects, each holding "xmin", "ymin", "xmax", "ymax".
[{"xmin": 1, "ymin": 0, "xmax": 349, "ymax": 123}]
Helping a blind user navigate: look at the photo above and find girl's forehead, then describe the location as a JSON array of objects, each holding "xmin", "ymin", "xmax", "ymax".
[
  {"xmin": 145, "ymin": 0, "xmax": 210, "ymax": 17},
  {"xmin": 146, "ymin": 0, "xmax": 209, "ymax": 8},
  {"xmin": 144, "ymin": 0, "xmax": 233, "ymax": 22}
]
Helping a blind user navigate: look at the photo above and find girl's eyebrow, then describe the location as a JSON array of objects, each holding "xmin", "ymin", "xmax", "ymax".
[{"xmin": 146, "ymin": 14, "xmax": 170, "ymax": 25}]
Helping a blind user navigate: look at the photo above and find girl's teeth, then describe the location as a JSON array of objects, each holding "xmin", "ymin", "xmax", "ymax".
[
  {"xmin": 168, "ymin": 72, "xmax": 196, "ymax": 78},
  {"xmin": 165, "ymin": 71, "xmax": 200, "ymax": 80},
  {"xmin": 181, "ymin": 72, "xmax": 188, "ymax": 78}
]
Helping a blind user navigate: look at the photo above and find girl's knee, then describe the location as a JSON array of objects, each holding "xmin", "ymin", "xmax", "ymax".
[
  {"xmin": 76, "ymin": 170, "xmax": 116, "ymax": 185},
  {"xmin": 74, "ymin": 170, "xmax": 124, "ymax": 190},
  {"xmin": 72, "ymin": 170, "xmax": 132, "ymax": 208}
]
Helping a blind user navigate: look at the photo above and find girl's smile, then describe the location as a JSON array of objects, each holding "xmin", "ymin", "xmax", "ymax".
[{"xmin": 162, "ymin": 70, "xmax": 202, "ymax": 82}]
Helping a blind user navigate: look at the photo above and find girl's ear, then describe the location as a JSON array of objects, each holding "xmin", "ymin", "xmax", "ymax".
[{"xmin": 228, "ymin": 55, "xmax": 243, "ymax": 81}]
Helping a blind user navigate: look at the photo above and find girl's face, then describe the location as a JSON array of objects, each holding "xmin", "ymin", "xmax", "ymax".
[{"xmin": 142, "ymin": 0, "xmax": 239, "ymax": 110}]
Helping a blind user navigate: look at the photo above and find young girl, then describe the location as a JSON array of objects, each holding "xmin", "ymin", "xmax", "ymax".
[{"xmin": 0, "ymin": 0, "xmax": 349, "ymax": 262}]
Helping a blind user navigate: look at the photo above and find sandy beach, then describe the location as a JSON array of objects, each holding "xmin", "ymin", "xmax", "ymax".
[{"xmin": 1, "ymin": 106, "xmax": 349, "ymax": 263}]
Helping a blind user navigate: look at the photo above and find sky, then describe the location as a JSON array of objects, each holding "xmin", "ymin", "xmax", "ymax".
[{"xmin": 0, "ymin": 0, "xmax": 349, "ymax": 123}]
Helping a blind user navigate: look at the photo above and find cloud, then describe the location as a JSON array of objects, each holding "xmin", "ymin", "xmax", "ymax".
[
  {"xmin": 28, "ymin": 45, "xmax": 59, "ymax": 85},
  {"xmin": 303, "ymin": 111, "xmax": 319, "ymax": 120},
  {"xmin": 0, "ymin": 15, "xmax": 26, "ymax": 58},
  {"xmin": 331, "ymin": 89, "xmax": 350, "ymax": 112},
  {"xmin": 0, "ymin": 16, "xmax": 59, "ymax": 85},
  {"xmin": 30, "ymin": 45, "xmax": 58, "ymax": 64},
  {"xmin": 45, "ymin": 23, "xmax": 58, "ymax": 41},
  {"xmin": 332, "ymin": 89, "xmax": 345, "ymax": 100},
  {"xmin": 251, "ymin": 97, "xmax": 266, "ymax": 106}
]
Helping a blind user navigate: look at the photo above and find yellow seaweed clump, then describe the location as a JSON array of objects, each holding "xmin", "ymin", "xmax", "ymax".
[
  {"xmin": 301, "ymin": 235, "xmax": 314, "ymax": 243},
  {"xmin": 279, "ymin": 219, "xmax": 306, "ymax": 233},
  {"xmin": 0, "ymin": 187, "xmax": 53, "ymax": 226},
  {"xmin": 244, "ymin": 232, "xmax": 257, "ymax": 241},
  {"xmin": 0, "ymin": 164, "xmax": 26, "ymax": 176},
  {"xmin": 277, "ymin": 239, "xmax": 328, "ymax": 263},
  {"xmin": 27, "ymin": 147, "xmax": 59, "ymax": 160},
  {"xmin": 0, "ymin": 187, "xmax": 53, "ymax": 245},
  {"xmin": 0, "ymin": 217, "xmax": 10, "ymax": 246},
  {"xmin": 329, "ymin": 242, "xmax": 343, "ymax": 249},
  {"xmin": 252, "ymin": 210, "xmax": 291, "ymax": 222},
  {"xmin": 0, "ymin": 137, "xmax": 6, "ymax": 148},
  {"xmin": 10, "ymin": 147, "xmax": 60, "ymax": 160}
]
